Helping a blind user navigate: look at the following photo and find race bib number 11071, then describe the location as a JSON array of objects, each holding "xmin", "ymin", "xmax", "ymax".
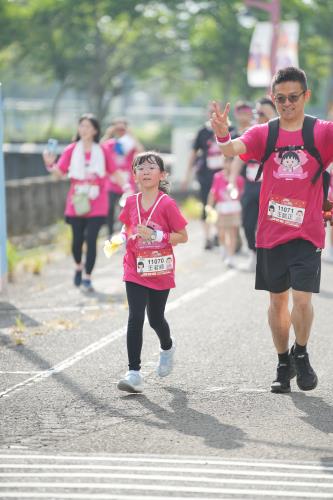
[{"xmin": 267, "ymin": 196, "xmax": 306, "ymax": 228}]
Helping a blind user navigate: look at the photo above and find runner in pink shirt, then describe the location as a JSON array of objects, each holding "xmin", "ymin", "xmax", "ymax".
[
  {"xmin": 43, "ymin": 113, "xmax": 111, "ymax": 292},
  {"xmin": 109, "ymin": 151, "xmax": 188, "ymax": 393},
  {"xmin": 210, "ymin": 67, "xmax": 333, "ymax": 394},
  {"xmin": 208, "ymin": 158, "xmax": 244, "ymax": 267},
  {"xmin": 102, "ymin": 118, "xmax": 143, "ymax": 237}
]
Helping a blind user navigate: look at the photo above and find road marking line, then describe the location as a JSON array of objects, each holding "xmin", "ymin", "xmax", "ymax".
[
  {"xmin": 0, "ymin": 472, "xmax": 333, "ymax": 488},
  {"xmin": 0, "ymin": 464, "xmax": 332, "ymax": 478},
  {"xmin": 0, "ymin": 482, "xmax": 332, "ymax": 498},
  {"xmin": 0, "ymin": 454, "xmax": 332, "ymax": 470},
  {"xmin": 0, "ymin": 371, "xmax": 44, "ymax": 374},
  {"xmin": 0, "ymin": 270, "xmax": 236, "ymax": 399}
]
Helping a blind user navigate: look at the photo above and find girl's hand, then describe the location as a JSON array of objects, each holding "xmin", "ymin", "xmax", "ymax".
[
  {"xmin": 210, "ymin": 101, "xmax": 230, "ymax": 138},
  {"xmin": 137, "ymin": 224, "xmax": 155, "ymax": 241}
]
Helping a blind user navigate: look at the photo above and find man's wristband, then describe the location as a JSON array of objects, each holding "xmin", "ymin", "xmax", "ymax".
[{"xmin": 216, "ymin": 133, "xmax": 231, "ymax": 146}]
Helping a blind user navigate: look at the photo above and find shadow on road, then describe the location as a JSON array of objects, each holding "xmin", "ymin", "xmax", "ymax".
[
  {"xmin": 0, "ymin": 302, "xmax": 40, "ymax": 329},
  {"xmin": 318, "ymin": 289, "xmax": 333, "ymax": 300},
  {"xmin": 290, "ymin": 392, "xmax": 333, "ymax": 434},
  {"xmin": 128, "ymin": 385, "xmax": 246, "ymax": 450}
]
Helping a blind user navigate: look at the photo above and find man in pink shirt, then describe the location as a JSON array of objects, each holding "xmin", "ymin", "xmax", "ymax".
[{"xmin": 211, "ymin": 67, "xmax": 333, "ymax": 393}]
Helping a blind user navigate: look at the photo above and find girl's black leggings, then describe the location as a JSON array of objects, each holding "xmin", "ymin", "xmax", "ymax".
[
  {"xmin": 125, "ymin": 281, "xmax": 172, "ymax": 371},
  {"xmin": 68, "ymin": 216, "xmax": 105, "ymax": 275}
]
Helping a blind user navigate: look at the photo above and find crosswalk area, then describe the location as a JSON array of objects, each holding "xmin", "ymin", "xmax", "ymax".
[{"xmin": 0, "ymin": 452, "xmax": 333, "ymax": 499}]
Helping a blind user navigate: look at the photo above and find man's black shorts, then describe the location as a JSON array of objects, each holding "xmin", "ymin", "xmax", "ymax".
[{"xmin": 255, "ymin": 239, "xmax": 321, "ymax": 293}]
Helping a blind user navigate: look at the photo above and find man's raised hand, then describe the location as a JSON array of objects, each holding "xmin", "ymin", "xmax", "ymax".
[{"xmin": 210, "ymin": 101, "xmax": 230, "ymax": 138}]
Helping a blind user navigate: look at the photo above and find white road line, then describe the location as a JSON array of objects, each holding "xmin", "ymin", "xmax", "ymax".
[
  {"xmin": 0, "ymin": 472, "xmax": 333, "ymax": 488},
  {"xmin": 0, "ymin": 454, "xmax": 332, "ymax": 471},
  {"xmin": 0, "ymin": 464, "xmax": 332, "ymax": 479},
  {"xmin": 0, "ymin": 371, "xmax": 45, "ymax": 374},
  {"xmin": 0, "ymin": 495, "xmax": 237, "ymax": 500},
  {"xmin": 0, "ymin": 270, "xmax": 236, "ymax": 399},
  {"xmin": 0, "ymin": 482, "xmax": 332, "ymax": 498}
]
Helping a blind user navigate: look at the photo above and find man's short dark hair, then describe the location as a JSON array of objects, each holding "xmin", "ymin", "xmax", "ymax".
[{"xmin": 271, "ymin": 67, "xmax": 308, "ymax": 93}]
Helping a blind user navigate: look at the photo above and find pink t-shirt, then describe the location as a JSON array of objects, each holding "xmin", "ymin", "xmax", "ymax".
[
  {"xmin": 329, "ymin": 169, "xmax": 333, "ymax": 203},
  {"xmin": 210, "ymin": 171, "xmax": 244, "ymax": 209},
  {"xmin": 57, "ymin": 143, "xmax": 111, "ymax": 217},
  {"xmin": 239, "ymin": 120, "xmax": 333, "ymax": 249},
  {"xmin": 119, "ymin": 192, "xmax": 188, "ymax": 290},
  {"xmin": 103, "ymin": 138, "xmax": 136, "ymax": 194}
]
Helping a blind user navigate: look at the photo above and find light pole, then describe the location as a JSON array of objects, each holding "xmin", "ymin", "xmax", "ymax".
[
  {"xmin": 245, "ymin": 0, "xmax": 281, "ymax": 77},
  {"xmin": 0, "ymin": 83, "xmax": 7, "ymax": 292}
]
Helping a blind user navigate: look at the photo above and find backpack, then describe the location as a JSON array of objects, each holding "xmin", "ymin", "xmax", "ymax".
[{"xmin": 254, "ymin": 115, "xmax": 332, "ymax": 211}]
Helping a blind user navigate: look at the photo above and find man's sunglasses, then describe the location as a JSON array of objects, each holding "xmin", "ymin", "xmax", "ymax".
[{"xmin": 274, "ymin": 90, "xmax": 306, "ymax": 104}]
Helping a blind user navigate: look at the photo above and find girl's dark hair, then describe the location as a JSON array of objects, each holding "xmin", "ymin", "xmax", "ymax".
[
  {"xmin": 132, "ymin": 151, "xmax": 170, "ymax": 194},
  {"xmin": 75, "ymin": 113, "xmax": 101, "ymax": 143},
  {"xmin": 281, "ymin": 151, "xmax": 299, "ymax": 161},
  {"xmin": 271, "ymin": 67, "xmax": 308, "ymax": 93}
]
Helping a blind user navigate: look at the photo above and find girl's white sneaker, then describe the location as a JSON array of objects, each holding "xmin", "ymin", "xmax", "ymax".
[
  {"xmin": 117, "ymin": 370, "xmax": 144, "ymax": 393},
  {"xmin": 156, "ymin": 338, "xmax": 175, "ymax": 377}
]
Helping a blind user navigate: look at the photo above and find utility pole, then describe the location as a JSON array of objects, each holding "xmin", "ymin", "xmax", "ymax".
[{"xmin": 0, "ymin": 83, "xmax": 7, "ymax": 292}]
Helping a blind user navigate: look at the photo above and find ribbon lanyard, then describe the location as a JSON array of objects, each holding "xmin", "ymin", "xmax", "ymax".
[{"xmin": 136, "ymin": 192, "xmax": 166, "ymax": 226}]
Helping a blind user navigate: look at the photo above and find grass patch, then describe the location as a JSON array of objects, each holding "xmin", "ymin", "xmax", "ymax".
[{"xmin": 180, "ymin": 196, "xmax": 202, "ymax": 219}]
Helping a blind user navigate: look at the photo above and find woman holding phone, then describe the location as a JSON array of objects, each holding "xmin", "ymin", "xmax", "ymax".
[{"xmin": 43, "ymin": 113, "xmax": 111, "ymax": 292}]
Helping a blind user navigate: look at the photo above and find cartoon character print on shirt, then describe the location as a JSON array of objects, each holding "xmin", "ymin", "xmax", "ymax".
[{"xmin": 273, "ymin": 149, "xmax": 309, "ymax": 180}]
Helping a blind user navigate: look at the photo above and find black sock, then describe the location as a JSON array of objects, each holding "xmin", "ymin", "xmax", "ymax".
[
  {"xmin": 294, "ymin": 342, "xmax": 307, "ymax": 355},
  {"xmin": 278, "ymin": 350, "xmax": 289, "ymax": 365}
]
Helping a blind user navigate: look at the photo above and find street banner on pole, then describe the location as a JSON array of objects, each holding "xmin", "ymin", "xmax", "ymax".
[
  {"xmin": 275, "ymin": 21, "xmax": 299, "ymax": 71},
  {"xmin": 247, "ymin": 21, "xmax": 299, "ymax": 87},
  {"xmin": 0, "ymin": 84, "xmax": 7, "ymax": 292},
  {"xmin": 247, "ymin": 22, "xmax": 273, "ymax": 88}
]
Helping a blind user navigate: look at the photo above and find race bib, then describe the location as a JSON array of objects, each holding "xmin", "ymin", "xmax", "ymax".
[
  {"xmin": 246, "ymin": 162, "xmax": 261, "ymax": 182},
  {"xmin": 216, "ymin": 200, "xmax": 241, "ymax": 214},
  {"xmin": 267, "ymin": 196, "xmax": 306, "ymax": 228},
  {"xmin": 136, "ymin": 248, "xmax": 174, "ymax": 277},
  {"xmin": 207, "ymin": 155, "xmax": 224, "ymax": 170},
  {"xmin": 88, "ymin": 184, "xmax": 100, "ymax": 200}
]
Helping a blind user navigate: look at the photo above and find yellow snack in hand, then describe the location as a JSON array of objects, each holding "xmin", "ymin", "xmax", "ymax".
[
  {"xmin": 103, "ymin": 234, "xmax": 124, "ymax": 258},
  {"xmin": 205, "ymin": 205, "xmax": 218, "ymax": 224}
]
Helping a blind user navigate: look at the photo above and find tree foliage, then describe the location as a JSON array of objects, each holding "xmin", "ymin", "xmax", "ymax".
[{"xmin": 1, "ymin": 0, "xmax": 333, "ymax": 123}]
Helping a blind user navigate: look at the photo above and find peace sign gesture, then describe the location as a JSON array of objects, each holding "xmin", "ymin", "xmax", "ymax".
[{"xmin": 210, "ymin": 101, "xmax": 230, "ymax": 138}]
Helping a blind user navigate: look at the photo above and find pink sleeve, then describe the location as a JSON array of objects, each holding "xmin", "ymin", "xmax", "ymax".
[
  {"xmin": 56, "ymin": 143, "xmax": 76, "ymax": 174},
  {"xmin": 239, "ymin": 124, "xmax": 268, "ymax": 163},
  {"xmin": 101, "ymin": 143, "xmax": 113, "ymax": 174},
  {"xmin": 119, "ymin": 199, "xmax": 131, "ymax": 226},
  {"xmin": 316, "ymin": 120, "xmax": 333, "ymax": 168},
  {"xmin": 165, "ymin": 199, "xmax": 188, "ymax": 232}
]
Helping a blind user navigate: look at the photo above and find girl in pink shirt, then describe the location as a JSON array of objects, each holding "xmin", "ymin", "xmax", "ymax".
[
  {"xmin": 43, "ymin": 113, "xmax": 110, "ymax": 292},
  {"xmin": 208, "ymin": 158, "xmax": 244, "ymax": 267},
  {"xmin": 111, "ymin": 151, "xmax": 188, "ymax": 393}
]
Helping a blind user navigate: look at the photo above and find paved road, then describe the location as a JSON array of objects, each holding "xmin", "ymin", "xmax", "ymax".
[{"xmin": 1, "ymin": 220, "xmax": 333, "ymax": 499}]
